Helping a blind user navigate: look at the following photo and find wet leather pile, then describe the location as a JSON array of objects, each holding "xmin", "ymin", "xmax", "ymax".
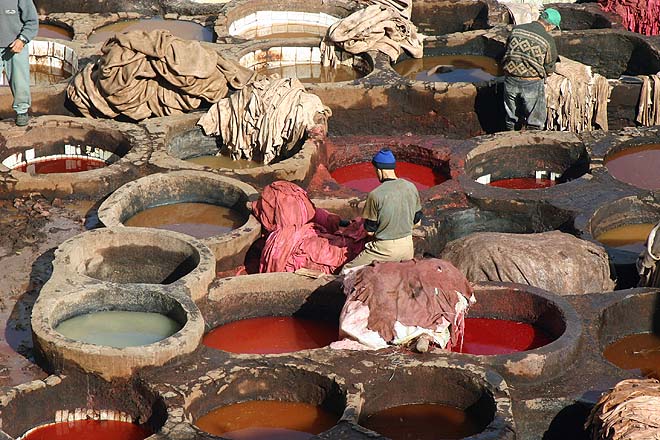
[
  {"xmin": 637, "ymin": 221, "xmax": 660, "ymax": 287},
  {"xmin": 335, "ymin": 259, "xmax": 475, "ymax": 350},
  {"xmin": 252, "ymin": 181, "xmax": 367, "ymax": 274},
  {"xmin": 599, "ymin": 0, "xmax": 660, "ymax": 36},
  {"xmin": 440, "ymin": 230, "xmax": 615, "ymax": 295},
  {"xmin": 636, "ymin": 75, "xmax": 660, "ymax": 126},
  {"xmin": 320, "ymin": 0, "xmax": 423, "ymax": 66},
  {"xmin": 586, "ymin": 378, "xmax": 660, "ymax": 439},
  {"xmin": 545, "ymin": 56, "xmax": 611, "ymax": 132},
  {"xmin": 67, "ymin": 30, "xmax": 253, "ymax": 120},
  {"xmin": 197, "ymin": 76, "xmax": 331, "ymax": 164}
]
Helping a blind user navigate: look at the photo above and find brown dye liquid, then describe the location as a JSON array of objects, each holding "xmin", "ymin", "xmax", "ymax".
[
  {"xmin": 1, "ymin": 64, "xmax": 70, "ymax": 87},
  {"xmin": 186, "ymin": 155, "xmax": 261, "ymax": 170},
  {"xmin": 257, "ymin": 63, "xmax": 363, "ymax": 83},
  {"xmin": 195, "ymin": 400, "xmax": 339, "ymax": 439},
  {"xmin": 38, "ymin": 23, "xmax": 73, "ymax": 40},
  {"xmin": 596, "ymin": 223, "xmax": 656, "ymax": 253},
  {"xmin": 603, "ymin": 333, "xmax": 660, "ymax": 379},
  {"xmin": 88, "ymin": 18, "xmax": 213, "ymax": 44},
  {"xmin": 394, "ymin": 55, "xmax": 502, "ymax": 82},
  {"xmin": 361, "ymin": 403, "xmax": 485, "ymax": 440},
  {"xmin": 124, "ymin": 202, "xmax": 246, "ymax": 239},
  {"xmin": 605, "ymin": 144, "xmax": 660, "ymax": 190}
]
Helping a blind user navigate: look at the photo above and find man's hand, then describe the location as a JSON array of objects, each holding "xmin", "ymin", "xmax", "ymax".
[{"xmin": 9, "ymin": 39, "xmax": 25, "ymax": 54}]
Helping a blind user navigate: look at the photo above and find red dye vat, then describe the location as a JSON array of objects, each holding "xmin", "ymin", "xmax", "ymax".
[
  {"xmin": 22, "ymin": 420, "xmax": 151, "ymax": 440},
  {"xmin": 457, "ymin": 318, "xmax": 555, "ymax": 355},
  {"xmin": 16, "ymin": 157, "xmax": 107, "ymax": 174},
  {"xmin": 489, "ymin": 177, "xmax": 556, "ymax": 190},
  {"xmin": 330, "ymin": 161, "xmax": 446, "ymax": 192},
  {"xmin": 203, "ymin": 316, "xmax": 339, "ymax": 354}
]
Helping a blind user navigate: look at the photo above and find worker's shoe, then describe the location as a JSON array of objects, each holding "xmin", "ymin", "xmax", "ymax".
[{"xmin": 15, "ymin": 113, "xmax": 29, "ymax": 127}]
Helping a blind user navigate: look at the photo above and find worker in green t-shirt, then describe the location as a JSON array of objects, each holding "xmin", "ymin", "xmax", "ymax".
[{"xmin": 343, "ymin": 148, "xmax": 422, "ymax": 272}]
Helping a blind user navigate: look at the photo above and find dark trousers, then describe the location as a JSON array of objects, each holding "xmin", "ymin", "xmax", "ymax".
[{"xmin": 503, "ymin": 76, "xmax": 546, "ymax": 130}]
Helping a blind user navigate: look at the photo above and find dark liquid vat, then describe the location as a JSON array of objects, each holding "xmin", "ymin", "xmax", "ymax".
[
  {"xmin": 361, "ymin": 403, "xmax": 485, "ymax": 440},
  {"xmin": 605, "ymin": 144, "xmax": 660, "ymax": 190},
  {"xmin": 203, "ymin": 316, "xmax": 338, "ymax": 354},
  {"xmin": 489, "ymin": 177, "xmax": 556, "ymax": 189},
  {"xmin": 394, "ymin": 55, "xmax": 502, "ymax": 83},
  {"xmin": 603, "ymin": 332, "xmax": 660, "ymax": 379},
  {"xmin": 596, "ymin": 223, "xmax": 656, "ymax": 254},
  {"xmin": 15, "ymin": 157, "xmax": 106, "ymax": 174},
  {"xmin": 330, "ymin": 161, "xmax": 447, "ymax": 192},
  {"xmin": 458, "ymin": 318, "xmax": 555, "ymax": 355},
  {"xmin": 195, "ymin": 400, "xmax": 339, "ymax": 439},
  {"xmin": 1, "ymin": 64, "xmax": 71, "ymax": 87},
  {"xmin": 22, "ymin": 420, "xmax": 151, "ymax": 440},
  {"xmin": 257, "ymin": 63, "xmax": 364, "ymax": 83},
  {"xmin": 186, "ymin": 154, "xmax": 261, "ymax": 169},
  {"xmin": 88, "ymin": 18, "xmax": 213, "ymax": 44},
  {"xmin": 124, "ymin": 202, "xmax": 246, "ymax": 239},
  {"xmin": 38, "ymin": 23, "xmax": 73, "ymax": 40}
]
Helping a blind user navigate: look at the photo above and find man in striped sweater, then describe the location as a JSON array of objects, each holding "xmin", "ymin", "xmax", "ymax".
[{"xmin": 502, "ymin": 8, "xmax": 561, "ymax": 131}]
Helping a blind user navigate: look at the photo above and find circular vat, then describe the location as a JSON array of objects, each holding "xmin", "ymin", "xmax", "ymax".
[
  {"xmin": 0, "ymin": 375, "xmax": 166, "ymax": 439},
  {"xmin": 358, "ymin": 362, "xmax": 514, "ymax": 439},
  {"xmin": 555, "ymin": 30, "xmax": 660, "ymax": 79},
  {"xmin": 49, "ymin": 227, "xmax": 215, "ymax": 300},
  {"xmin": 87, "ymin": 17, "xmax": 214, "ymax": 45},
  {"xmin": 31, "ymin": 284, "xmax": 204, "ymax": 379},
  {"xmin": 37, "ymin": 21, "xmax": 74, "ymax": 41},
  {"xmin": 204, "ymin": 273, "xmax": 344, "ymax": 354},
  {"xmin": 393, "ymin": 36, "xmax": 503, "ymax": 84},
  {"xmin": 0, "ymin": 40, "xmax": 77, "ymax": 87},
  {"xmin": 604, "ymin": 140, "xmax": 660, "ymax": 191},
  {"xmin": 186, "ymin": 366, "xmax": 345, "ymax": 438},
  {"xmin": 309, "ymin": 136, "xmax": 452, "ymax": 197},
  {"xmin": 586, "ymin": 196, "xmax": 660, "ymax": 287},
  {"xmin": 548, "ymin": 4, "xmax": 614, "ymax": 31},
  {"xmin": 97, "ymin": 171, "xmax": 261, "ymax": 272},
  {"xmin": 411, "ymin": 0, "xmax": 492, "ymax": 36},
  {"xmin": 463, "ymin": 131, "xmax": 589, "ymax": 190},
  {"xmin": 238, "ymin": 42, "xmax": 371, "ymax": 83},
  {"xmin": 598, "ymin": 290, "xmax": 660, "ymax": 380}
]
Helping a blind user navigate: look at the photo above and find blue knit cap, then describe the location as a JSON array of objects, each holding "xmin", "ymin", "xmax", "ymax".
[{"xmin": 372, "ymin": 148, "xmax": 396, "ymax": 169}]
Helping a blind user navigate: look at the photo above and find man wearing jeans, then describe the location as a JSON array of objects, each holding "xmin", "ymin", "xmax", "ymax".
[
  {"xmin": 1, "ymin": 0, "xmax": 38, "ymax": 126},
  {"xmin": 502, "ymin": 8, "xmax": 561, "ymax": 131}
]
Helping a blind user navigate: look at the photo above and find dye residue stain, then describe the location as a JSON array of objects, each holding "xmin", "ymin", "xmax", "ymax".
[
  {"xmin": 14, "ymin": 157, "xmax": 106, "ymax": 174},
  {"xmin": 22, "ymin": 420, "xmax": 151, "ymax": 440},
  {"xmin": 489, "ymin": 177, "xmax": 556, "ymax": 190},
  {"xmin": 88, "ymin": 18, "xmax": 213, "ymax": 44},
  {"xmin": 203, "ymin": 316, "xmax": 338, "ymax": 354},
  {"xmin": 257, "ymin": 63, "xmax": 364, "ymax": 83},
  {"xmin": 195, "ymin": 400, "xmax": 339, "ymax": 439},
  {"xmin": 186, "ymin": 154, "xmax": 262, "ymax": 170},
  {"xmin": 394, "ymin": 55, "xmax": 502, "ymax": 83},
  {"xmin": 458, "ymin": 318, "xmax": 555, "ymax": 355},
  {"xmin": 605, "ymin": 144, "xmax": 660, "ymax": 190},
  {"xmin": 330, "ymin": 162, "xmax": 446, "ymax": 192},
  {"xmin": 361, "ymin": 403, "xmax": 485, "ymax": 440},
  {"xmin": 37, "ymin": 23, "xmax": 73, "ymax": 40},
  {"xmin": 124, "ymin": 202, "xmax": 246, "ymax": 239},
  {"xmin": 603, "ymin": 332, "xmax": 660, "ymax": 380},
  {"xmin": 55, "ymin": 310, "xmax": 182, "ymax": 348},
  {"xmin": 596, "ymin": 223, "xmax": 656, "ymax": 254}
]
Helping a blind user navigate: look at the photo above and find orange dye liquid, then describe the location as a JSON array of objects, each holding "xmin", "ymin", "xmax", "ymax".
[
  {"xmin": 603, "ymin": 332, "xmax": 660, "ymax": 380},
  {"xmin": 22, "ymin": 420, "xmax": 151, "ymax": 440}
]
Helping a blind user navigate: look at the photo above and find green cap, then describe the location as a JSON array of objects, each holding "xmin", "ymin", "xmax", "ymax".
[{"xmin": 541, "ymin": 8, "xmax": 561, "ymax": 29}]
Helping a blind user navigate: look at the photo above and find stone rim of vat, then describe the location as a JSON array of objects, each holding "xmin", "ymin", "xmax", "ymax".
[
  {"xmin": 0, "ymin": 116, "xmax": 150, "ymax": 198},
  {"xmin": 31, "ymin": 284, "xmax": 205, "ymax": 379},
  {"xmin": 44, "ymin": 226, "xmax": 216, "ymax": 302},
  {"xmin": 96, "ymin": 170, "xmax": 262, "ymax": 274},
  {"xmin": 147, "ymin": 112, "xmax": 322, "ymax": 187},
  {"xmin": 0, "ymin": 375, "xmax": 167, "ymax": 439},
  {"xmin": 545, "ymin": 3, "xmax": 616, "ymax": 31}
]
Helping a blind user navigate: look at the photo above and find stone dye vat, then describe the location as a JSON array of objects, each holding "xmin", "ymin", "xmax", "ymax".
[
  {"xmin": 0, "ymin": 40, "xmax": 77, "ymax": 87},
  {"xmin": 605, "ymin": 143, "xmax": 660, "ymax": 190},
  {"xmin": 598, "ymin": 290, "xmax": 660, "ymax": 380},
  {"xmin": 394, "ymin": 54, "xmax": 502, "ymax": 83},
  {"xmin": 31, "ymin": 284, "xmax": 204, "ymax": 378},
  {"xmin": 205, "ymin": 273, "xmax": 343, "ymax": 354},
  {"xmin": 411, "ymin": 0, "xmax": 493, "ymax": 36},
  {"xmin": 37, "ymin": 22, "xmax": 74, "ymax": 40},
  {"xmin": 0, "ymin": 375, "xmax": 164, "ymax": 440},
  {"xmin": 97, "ymin": 171, "xmax": 261, "ymax": 272},
  {"xmin": 87, "ymin": 17, "xmax": 214, "ymax": 44}
]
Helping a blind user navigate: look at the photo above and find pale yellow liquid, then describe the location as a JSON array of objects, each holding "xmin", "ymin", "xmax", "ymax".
[
  {"xmin": 596, "ymin": 223, "xmax": 656, "ymax": 252},
  {"xmin": 257, "ymin": 63, "xmax": 363, "ymax": 83}
]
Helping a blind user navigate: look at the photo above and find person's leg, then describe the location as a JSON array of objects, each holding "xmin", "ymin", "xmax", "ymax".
[
  {"xmin": 342, "ymin": 236, "xmax": 414, "ymax": 272},
  {"xmin": 503, "ymin": 77, "xmax": 520, "ymax": 131},
  {"xmin": 5, "ymin": 46, "xmax": 31, "ymax": 117},
  {"xmin": 521, "ymin": 79, "xmax": 547, "ymax": 130}
]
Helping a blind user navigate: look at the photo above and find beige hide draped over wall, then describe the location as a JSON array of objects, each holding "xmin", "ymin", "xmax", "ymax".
[
  {"xmin": 67, "ymin": 30, "xmax": 254, "ymax": 120},
  {"xmin": 637, "ymin": 221, "xmax": 660, "ymax": 287},
  {"xmin": 637, "ymin": 75, "xmax": 660, "ymax": 126}
]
